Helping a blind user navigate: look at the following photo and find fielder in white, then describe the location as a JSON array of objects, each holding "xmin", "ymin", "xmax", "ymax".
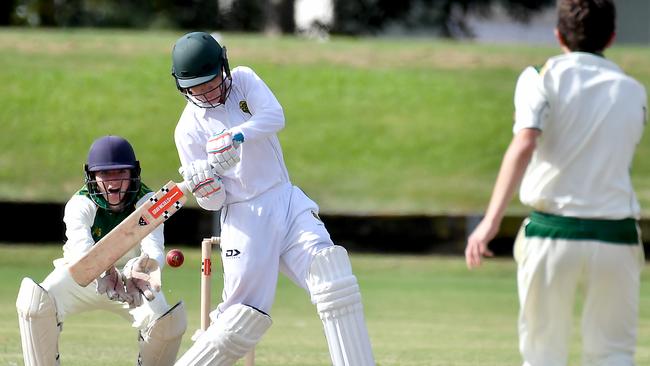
[
  {"xmin": 465, "ymin": 1, "xmax": 647, "ymax": 365},
  {"xmin": 170, "ymin": 31, "xmax": 375, "ymax": 365},
  {"xmin": 16, "ymin": 135, "xmax": 187, "ymax": 366}
]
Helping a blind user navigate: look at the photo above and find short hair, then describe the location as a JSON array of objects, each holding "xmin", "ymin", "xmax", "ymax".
[{"xmin": 556, "ymin": 0, "xmax": 616, "ymax": 53}]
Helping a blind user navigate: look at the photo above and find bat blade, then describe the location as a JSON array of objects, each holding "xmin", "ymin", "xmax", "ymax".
[{"xmin": 69, "ymin": 180, "xmax": 188, "ymax": 286}]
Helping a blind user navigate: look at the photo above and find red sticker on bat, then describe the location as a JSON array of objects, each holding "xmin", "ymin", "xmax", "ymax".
[{"xmin": 148, "ymin": 184, "xmax": 184, "ymax": 219}]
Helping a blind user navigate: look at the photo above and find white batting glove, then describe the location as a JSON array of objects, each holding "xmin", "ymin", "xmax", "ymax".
[
  {"xmin": 96, "ymin": 266, "xmax": 131, "ymax": 304},
  {"xmin": 122, "ymin": 254, "xmax": 162, "ymax": 308},
  {"xmin": 205, "ymin": 129, "xmax": 244, "ymax": 175},
  {"xmin": 179, "ymin": 160, "xmax": 224, "ymax": 199}
]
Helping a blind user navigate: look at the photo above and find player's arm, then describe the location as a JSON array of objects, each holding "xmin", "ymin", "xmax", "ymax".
[
  {"xmin": 62, "ymin": 194, "xmax": 133, "ymax": 302},
  {"xmin": 61, "ymin": 195, "xmax": 99, "ymax": 263},
  {"xmin": 118, "ymin": 192, "xmax": 167, "ymax": 307},
  {"xmin": 175, "ymin": 118, "xmax": 227, "ymax": 211},
  {"xmin": 227, "ymin": 66, "xmax": 285, "ymax": 142},
  {"xmin": 204, "ymin": 67, "xmax": 285, "ymax": 174},
  {"xmin": 465, "ymin": 128, "xmax": 539, "ymax": 269},
  {"xmin": 465, "ymin": 66, "xmax": 547, "ymax": 269}
]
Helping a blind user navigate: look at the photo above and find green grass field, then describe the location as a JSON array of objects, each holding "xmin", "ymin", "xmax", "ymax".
[
  {"xmin": 1, "ymin": 28, "xmax": 649, "ymax": 215},
  {"xmin": 1, "ymin": 243, "xmax": 649, "ymax": 365}
]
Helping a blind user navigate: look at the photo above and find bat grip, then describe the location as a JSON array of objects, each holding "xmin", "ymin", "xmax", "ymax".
[{"xmin": 177, "ymin": 181, "xmax": 191, "ymax": 195}]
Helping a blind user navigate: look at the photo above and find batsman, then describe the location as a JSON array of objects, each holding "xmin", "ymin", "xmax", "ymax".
[
  {"xmin": 170, "ymin": 31, "xmax": 375, "ymax": 365},
  {"xmin": 16, "ymin": 135, "xmax": 187, "ymax": 365}
]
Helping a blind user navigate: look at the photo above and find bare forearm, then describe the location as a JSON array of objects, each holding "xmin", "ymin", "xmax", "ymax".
[{"xmin": 484, "ymin": 129, "xmax": 539, "ymax": 225}]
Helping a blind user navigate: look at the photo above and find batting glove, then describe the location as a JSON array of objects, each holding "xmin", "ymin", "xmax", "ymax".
[
  {"xmin": 205, "ymin": 129, "xmax": 244, "ymax": 175},
  {"xmin": 179, "ymin": 160, "xmax": 224, "ymax": 199},
  {"xmin": 122, "ymin": 254, "xmax": 162, "ymax": 308},
  {"xmin": 96, "ymin": 266, "xmax": 132, "ymax": 304}
]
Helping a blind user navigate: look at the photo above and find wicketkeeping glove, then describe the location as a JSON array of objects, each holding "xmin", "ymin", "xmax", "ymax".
[
  {"xmin": 179, "ymin": 160, "xmax": 224, "ymax": 199},
  {"xmin": 205, "ymin": 129, "xmax": 244, "ymax": 175},
  {"xmin": 96, "ymin": 266, "xmax": 131, "ymax": 304},
  {"xmin": 122, "ymin": 253, "xmax": 162, "ymax": 308}
]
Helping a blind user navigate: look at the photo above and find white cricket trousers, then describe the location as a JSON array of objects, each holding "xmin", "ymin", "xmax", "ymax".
[
  {"xmin": 215, "ymin": 182, "xmax": 334, "ymax": 316},
  {"xmin": 41, "ymin": 265, "xmax": 172, "ymax": 329},
  {"xmin": 514, "ymin": 212, "xmax": 644, "ymax": 366}
]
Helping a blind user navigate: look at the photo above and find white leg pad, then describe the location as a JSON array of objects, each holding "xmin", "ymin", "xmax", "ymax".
[
  {"xmin": 174, "ymin": 304, "xmax": 272, "ymax": 366},
  {"xmin": 308, "ymin": 246, "xmax": 375, "ymax": 366},
  {"xmin": 16, "ymin": 278, "xmax": 61, "ymax": 366},
  {"xmin": 138, "ymin": 301, "xmax": 188, "ymax": 366}
]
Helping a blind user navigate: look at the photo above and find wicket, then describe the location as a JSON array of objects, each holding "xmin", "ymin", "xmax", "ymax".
[{"xmin": 200, "ymin": 236, "xmax": 255, "ymax": 366}]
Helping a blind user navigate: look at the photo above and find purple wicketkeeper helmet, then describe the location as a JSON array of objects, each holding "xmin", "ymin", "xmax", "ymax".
[{"xmin": 84, "ymin": 135, "xmax": 141, "ymax": 210}]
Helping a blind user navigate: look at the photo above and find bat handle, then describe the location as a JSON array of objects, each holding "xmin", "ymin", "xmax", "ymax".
[{"xmin": 177, "ymin": 181, "xmax": 191, "ymax": 195}]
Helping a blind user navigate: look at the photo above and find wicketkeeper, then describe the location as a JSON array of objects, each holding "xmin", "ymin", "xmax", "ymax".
[
  {"xmin": 16, "ymin": 135, "xmax": 187, "ymax": 365},
  {"xmin": 170, "ymin": 32, "xmax": 375, "ymax": 365},
  {"xmin": 465, "ymin": 1, "xmax": 647, "ymax": 365}
]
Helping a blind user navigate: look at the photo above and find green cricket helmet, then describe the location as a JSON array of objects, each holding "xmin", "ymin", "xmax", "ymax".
[
  {"xmin": 171, "ymin": 31, "xmax": 232, "ymax": 108},
  {"xmin": 83, "ymin": 135, "xmax": 141, "ymax": 211}
]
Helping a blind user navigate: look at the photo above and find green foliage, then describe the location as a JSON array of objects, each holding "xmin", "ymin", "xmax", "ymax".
[
  {"xmin": 1, "ymin": 29, "xmax": 649, "ymax": 215},
  {"xmin": 1, "ymin": 243, "xmax": 649, "ymax": 365},
  {"xmin": 332, "ymin": 0, "xmax": 555, "ymax": 37}
]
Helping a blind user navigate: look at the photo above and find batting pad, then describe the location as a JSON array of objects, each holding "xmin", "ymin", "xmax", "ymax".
[
  {"xmin": 174, "ymin": 303, "xmax": 271, "ymax": 366},
  {"xmin": 16, "ymin": 278, "xmax": 61, "ymax": 366},
  {"xmin": 138, "ymin": 301, "xmax": 187, "ymax": 366},
  {"xmin": 307, "ymin": 246, "xmax": 375, "ymax": 366}
]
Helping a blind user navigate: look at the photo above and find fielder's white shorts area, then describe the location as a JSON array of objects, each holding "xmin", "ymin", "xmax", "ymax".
[
  {"xmin": 40, "ymin": 265, "xmax": 171, "ymax": 329},
  {"xmin": 215, "ymin": 182, "xmax": 334, "ymax": 315},
  {"xmin": 514, "ymin": 212, "xmax": 644, "ymax": 366}
]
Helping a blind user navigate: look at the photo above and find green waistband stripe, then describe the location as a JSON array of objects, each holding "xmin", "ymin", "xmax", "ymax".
[{"xmin": 525, "ymin": 211, "xmax": 640, "ymax": 245}]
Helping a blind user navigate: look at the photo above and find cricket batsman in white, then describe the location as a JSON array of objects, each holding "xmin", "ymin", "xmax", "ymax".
[
  {"xmin": 465, "ymin": 1, "xmax": 647, "ymax": 365},
  {"xmin": 16, "ymin": 135, "xmax": 187, "ymax": 365},
  {"xmin": 170, "ymin": 31, "xmax": 375, "ymax": 365}
]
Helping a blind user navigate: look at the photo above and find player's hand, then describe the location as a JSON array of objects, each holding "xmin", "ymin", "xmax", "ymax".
[
  {"xmin": 96, "ymin": 266, "xmax": 132, "ymax": 304},
  {"xmin": 179, "ymin": 160, "xmax": 224, "ymax": 199},
  {"xmin": 465, "ymin": 219, "xmax": 497, "ymax": 269},
  {"xmin": 205, "ymin": 129, "xmax": 244, "ymax": 175},
  {"xmin": 123, "ymin": 254, "xmax": 161, "ymax": 308}
]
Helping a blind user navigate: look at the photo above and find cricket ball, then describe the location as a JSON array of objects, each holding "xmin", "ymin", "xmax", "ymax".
[{"xmin": 166, "ymin": 249, "xmax": 184, "ymax": 268}]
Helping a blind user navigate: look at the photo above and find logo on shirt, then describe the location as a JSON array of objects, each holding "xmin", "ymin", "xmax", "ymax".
[
  {"xmin": 92, "ymin": 227, "xmax": 102, "ymax": 238},
  {"xmin": 239, "ymin": 101, "xmax": 251, "ymax": 115},
  {"xmin": 225, "ymin": 249, "xmax": 241, "ymax": 258}
]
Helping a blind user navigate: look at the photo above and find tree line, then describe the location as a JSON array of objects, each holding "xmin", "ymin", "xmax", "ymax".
[{"xmin": 1, "ymin": 0, "xmax": 552, "ymax": 38}]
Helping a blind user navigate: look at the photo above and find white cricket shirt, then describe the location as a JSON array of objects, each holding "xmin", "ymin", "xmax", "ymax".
[
  {"xmin": 513, "ymin": 52, "xmax": 647, "ymax": 219},
  {"xmin": 174, "ymin": 66, "xmax": 290, "ymax": 204}
]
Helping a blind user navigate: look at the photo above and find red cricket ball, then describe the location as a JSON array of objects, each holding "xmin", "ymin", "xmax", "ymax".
[{"xmin": 166, "ymin": 249, "xmax": 184, "ymax": 268}]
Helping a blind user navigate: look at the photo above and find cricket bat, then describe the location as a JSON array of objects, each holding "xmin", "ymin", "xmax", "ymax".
[{"xmin": 69, "ymin": 180, "xmax": 189, "ymax": 287}]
